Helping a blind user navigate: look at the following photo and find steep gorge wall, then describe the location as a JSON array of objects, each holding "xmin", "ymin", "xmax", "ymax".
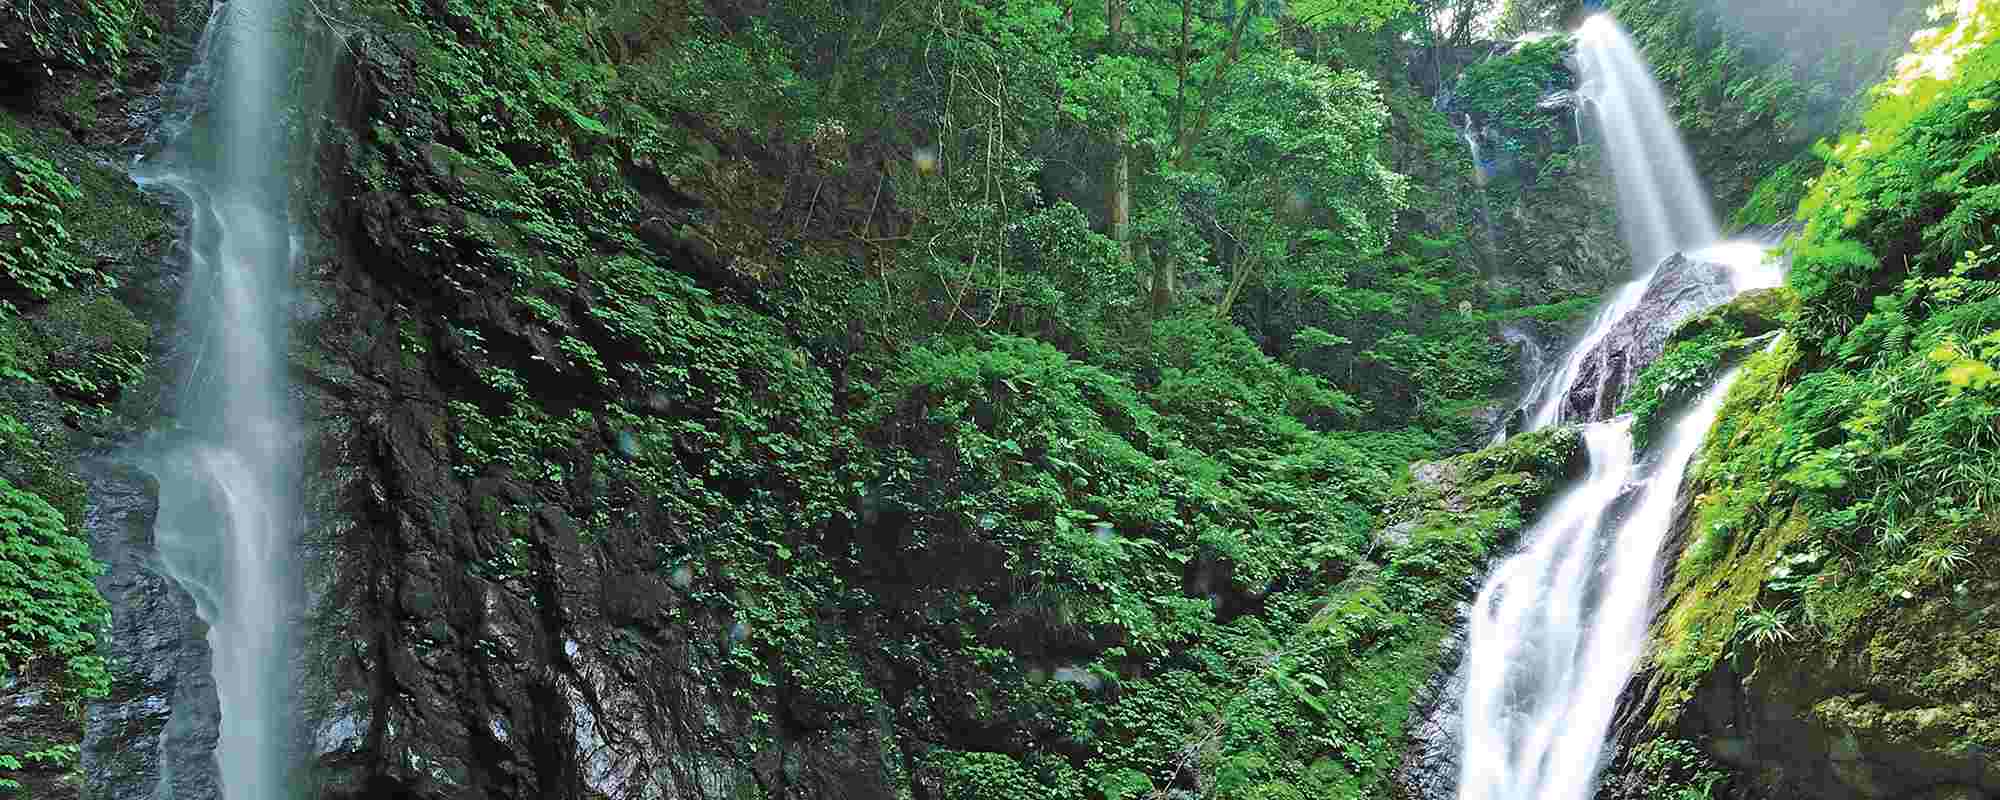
[
  {"xmin": 275, "ymin": 6, "xmax": 1638, "ymax": 799},
  {"xmin": 0, "ymin": 0, "xmax": 225, "ymax": 795},
  {"xmin": 3, "ymin": 0, "xmax": 1957, "ymax": 798},
  {"xmin": 1598, "ymin": 6, "xmax": 2000, "ymax": 799}
]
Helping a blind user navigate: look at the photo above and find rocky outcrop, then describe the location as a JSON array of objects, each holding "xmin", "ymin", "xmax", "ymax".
[
  {"xmin": 1395, "ymin": 609, "xmax": 1472, "ymax": 800},
  {"xmin": 1602, "ymin": 536, "xmax": 2000, "ymax": 800},
  {"xmin": 0, "ymin": 0, "xmax": 218, "ymax": 793},
  {"xmin": 1384, "ymin": 427, "xmax": 1591, "ymax": 800},
  {"xmin": 1560, "ymin": 251, "xmax": 1736, "ymax": 422},
  {"xmin": 1594, "ymin": 316, "xmax": 2000, "ymax": 800},
  {"xmin": 79, "ymin": 461, "xmax": 220, "ymax": 800},
  {"xmin": 282, "ymin": 38, "xmax": 888, "ymax": 800},
  {"xmin": 1480, "ymin": 321, "xmax": 1561, "ymax": 443}
]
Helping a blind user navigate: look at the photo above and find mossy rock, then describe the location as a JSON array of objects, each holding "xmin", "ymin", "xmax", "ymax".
[
  {"xmin": 1388, "ymin": 425, "xmax": 1585, "ymax": 550},
  {"xmin": 1670, "ymin": 287, "xmax": 1799, "ymax": 346},
  {"xmin": 32, "ymin": 293, "xmax": 149, "ymax": 357},
  {"xmin": 0, "ymin": 311, "xmax": 49, "ymax": 376}
]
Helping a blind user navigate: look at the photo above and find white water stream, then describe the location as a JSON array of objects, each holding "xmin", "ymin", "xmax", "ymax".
[
  {"xmin": 1449, "ymin": 14, "xmax": 1773, "ymax": 800},
  {"xmin": 144, "ymin": 0, "xmax": 301, "ymax": 797},
  {"xmin": 1454, "ymin": 372, "xmax": 1740, "ymax": 800},
  {"xmin": 1523, "ymin": 15, "xmax": 1723, "ymax": 430}
]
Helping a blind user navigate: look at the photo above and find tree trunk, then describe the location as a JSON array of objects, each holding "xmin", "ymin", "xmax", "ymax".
[
  {"xmin": 1174, "ymin": 7, "xmax": 1251, "ymax": 168},
  {"xmin": 1151, "ymin": 253, "xmax": 1176, "ymax": 314},
  {"xmin": 1109, "ymin": 126, "xmax": 1131, "ymax": 260},
  {"xmin": 1106, "ymin": 0, "xmax": 1147, "ymax": 304}
]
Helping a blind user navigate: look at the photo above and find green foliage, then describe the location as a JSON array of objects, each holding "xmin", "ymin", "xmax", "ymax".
[
  {"xmin": 1455, "ymin": 37, "xmax": 1573, "ymax": 138},
  {"xmin": 1729, "ymin": 150, "xmax": 1822, "ymax": 228},
  {"xmin": 1627, "ymin": 739, "xmax": 1729, "ymax": 800},
  {"xmin": 1649, "ymin": 2, "xmax": 2000, "ymax": 740},
  {"xmin": 1294, "ymin": 0, "xmax": 1415, "ymax": 30},
  {"xmin": 1, "ymin": 0, "xmax": 146, "ymax": 70},
  {"xmin": 0, "ymin": 472, "xmax": 111, "ymax": 700},
  {"xmin": 845, "ymin": 333, "xmax": 1578, "ymax": 798},
  {"xmin": 922, "ymin": 750, "xmax": 1083, "ymax": 800},
  {"xmin": 313, "ymin": 0, "xmax": 1654, "ymax": 793},
  {"xmin": 0, "ymin": 129, "xmax": 101, "ymax": 301},
  {"xmin": 1619, "ymin": 321, "xmax": 1749, "ymax": 447}
]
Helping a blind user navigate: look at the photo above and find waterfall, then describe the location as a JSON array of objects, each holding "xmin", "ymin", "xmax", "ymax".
[
  {"xmin": 1454, "ymin": 372, "xmax": 1740, "ymax": 800},
  {"xmin": 142, "ymin": 0, "xmax": 301, "ymax": 797},
  {"xmin": 1446, "ymin": 13, "xmax": 1771, "ymax": 800},
  {"xmin": 1488, "ymin": 325, "xmax": 1550, "ymax": 447},
  {"xmin": 1523, "ymin": 15, "xmax": 1721, "ymax": 430}
]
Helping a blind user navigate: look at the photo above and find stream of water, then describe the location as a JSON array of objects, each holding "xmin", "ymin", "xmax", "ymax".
[
  {"xmin": 1455, "ymin": 372, "xmax": 1740, "ymax": 800},
  {"xmin": 1448, "ymin": 14, "xmax": 1770, "ymax": 800},
  {"xmin": 143, "ymin": 0, "xmax": 300, "ymax": 796},
  {"xmin": 1522, "ymin": 14, "xmax": 1723, "ymax": 431}
]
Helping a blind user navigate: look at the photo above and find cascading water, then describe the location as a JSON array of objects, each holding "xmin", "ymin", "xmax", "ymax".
[
  {"xmin": 141, "ymin": 0, "xmax": 301, "ymax": 797},
  {"xmin": 1454, "ymin": 372, "xmax": 1740, "ymax": 800},
  {"xmin": 1522, "ymin": 14, "xmax": 1722, "ymax": 430},
  {"xmin": 1445, "ymin": 13, "xmax": 1775, "ymax": 800}
]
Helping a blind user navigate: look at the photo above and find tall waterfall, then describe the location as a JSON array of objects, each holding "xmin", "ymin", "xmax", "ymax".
[
  {"xmin": 144, "ymin": 0, "xmax": 301, "ymax": 797},
  {"xmin": 1524, "ymin": 15, "xmax": 1721, "ymax": 430},
  {"xmin": 1454, "ymin": 373, "xmax": 1740, "ymax": 800},
  {"xmin": 1448, "ymin": 13, "xmax": 1765, "ymax": 800}
]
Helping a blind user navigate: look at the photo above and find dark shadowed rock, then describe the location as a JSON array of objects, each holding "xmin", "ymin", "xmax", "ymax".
[
  {"xmin": 1562, "ymin": 252, "xmax": 1736, "ymax": 422},
  {"xmin": 1394, "ymin": 603, "xmax": 1473, "ymax": 800},
  {"xmin": 80, "ymin": 461, "xmax": 222, "ymax": 800},
  {"xmin": 285, "ymin": 39, "xmax": 890, "ymax": 800}
]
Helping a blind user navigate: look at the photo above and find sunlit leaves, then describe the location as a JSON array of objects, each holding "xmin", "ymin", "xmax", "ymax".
[{"xmin": 0, "ymin": 474, "xmax": 110, "ymax": 700}]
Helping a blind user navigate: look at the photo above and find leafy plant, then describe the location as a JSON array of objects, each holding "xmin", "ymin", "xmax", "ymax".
[
  {"xmin": 0, "ymin": 474, "xmax": 111, "ymax": 699},
  {"xmin": 1, "ymin": 0, "xmax": 148, "ymax": 70},
  {"xmin": 0, "ymin": 130, "xmax": 104, "ymax": 300},
  {"xmin": 1736, "ymin": 606, "xmax": 1798, "ymax": 648}
]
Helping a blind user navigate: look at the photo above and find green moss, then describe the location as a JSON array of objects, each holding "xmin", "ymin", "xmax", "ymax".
[
  {"xmin": 58, "ymin": 79, "xmax": 102, "ymax": 130},
  {"xmin": 0, "ymin": 309, "xmax": 48, "ymax": 379},
  {"xmin": 1678, "ymin": 288, "xmax": 1798, "ymax": 343},
  {"xmin": 0, "ymin": 0, "xmax": 147, "ymax": 70},
  {"xmin": 26, "ymin": 294, "xmax": 151, "ymax": 405},
  {"xmin": 60, "ymin": 149, "xmax": 172, "ymax": 269},
  {"xmin": 0, "ymin": 472, "xmax": 109, "ymax": 699},
  {"xmin": 1646, "ymin": 342, "xmax": 1802, "ymax": 728},
  {"xmin": 1644, "ymin": 18, "xmax": 2000, "ymax": 763}
]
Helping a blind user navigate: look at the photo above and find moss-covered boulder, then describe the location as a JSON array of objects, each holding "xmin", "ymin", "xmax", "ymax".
[
  {"xmin": 1670, "ymin": 287, "xmax": 1798, "ymax": 345},
  {"xmin": 1387, "ymin": 425, "xmax": 1588, "ymax": 800},
  {"xmin": 1617, "ymin": 287, "xmax": 1795, "ymax": 447}
]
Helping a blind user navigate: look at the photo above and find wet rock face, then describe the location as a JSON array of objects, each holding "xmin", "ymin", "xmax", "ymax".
[
  {"xmin": 80, "ymin": 462, "xmax": 222, "ymax": 800},
  {"xmin": 1393, "ymin": 606, "xmax": 1472, "ymax": 800},
  {"xmin": 1597, "ymin": 451, "xmax": 2000, "ymax": 800},
  {"xmin": 0, "ymin": 0, "xmax": 222, "ymax": 793},
  {"xmin": 1603, "ymin": 605, "xmax": 2000, "ymax": 800},
  {"xmin": 287, "ymin": 43, "xmax": 888, "ymax": 800},
  {"xmin": 1562, "ymin": 252, "xmax": 1736, "ymax": 422},
  {"xmin": 1482, "ymin": 321, "xmax": 1561, "ymax": 444},
  {"xmin": 1386, "ymin": 428, "xmax": 1590, "ymax": 800}
]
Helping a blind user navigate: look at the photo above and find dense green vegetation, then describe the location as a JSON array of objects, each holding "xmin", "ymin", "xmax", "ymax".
[
  {"xmin": 306, "ymin": 0, "xmax": 1632, "ymax": 793},
  {"xmin": 1618, "ymin": 286, "xmax": 1793, "ymax": 447},
  {"xmin": 1632, "ymin": 6, "xmax": 2000, "ymax": 794},
  {"xmin": 3, "ymin": 0, "xmax": 1993, "ymax": 795},
  {"xmin": 0, "ymin": 0, "xmax": 174, "ymax": 791}
]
